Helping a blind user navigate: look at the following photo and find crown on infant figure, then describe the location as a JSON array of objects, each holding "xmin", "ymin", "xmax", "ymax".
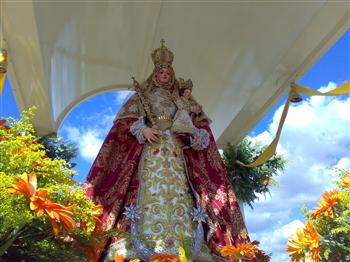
[
  {"xmin": 179, "ymin": 78, "xmax": 193, "ymax": 91},
  {"xmin": 151, "ymin": 39, "xmax": 174, "ymax": 68}
]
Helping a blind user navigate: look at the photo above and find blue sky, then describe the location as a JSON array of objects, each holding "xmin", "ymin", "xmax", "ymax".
[
  {"xmin": 244, "ymin": 29, "xmax": 349, "ymax": 261},
  {"xmin": 1, "ymin": 29, "xmax": 349, "ymax": 261}
]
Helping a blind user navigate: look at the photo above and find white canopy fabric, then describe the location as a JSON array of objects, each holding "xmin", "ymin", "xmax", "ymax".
[{"xmin": 1, "ymin": 1, "xmax": 349, "ymax": 147}]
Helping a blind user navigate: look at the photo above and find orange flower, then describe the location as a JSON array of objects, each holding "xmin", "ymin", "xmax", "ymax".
[
  {"xmin": 311, "ymin": 190, "xmax": 340, "ymax": 219},
  {"xmin": 220, "ymin": 242, "xmax": 258, "ymax": 259},
  {"xmin": 9, "ymin": 172, "xmax": 76, "ymax": 236},
  {"xmin": 91, "ymin": 204, "xmax": 104, "ymax": 221},
  {"xmin": 149, "ymin": 254, "xmax": 180, "ymax": 262},
  {"xmin": 237, "ymin": 243, "xmax": 258, "ymax": 258},
  {"xmin": 8, "ymin": 172, "xmax": 37, "ymax": 199},
  {"xmin": 31, "ymin": 193, "xmax": 76, "ymax": 236},
  {"xmin": 341, "ymin": 172, "xmax": 350, "ymax": 187},
  {"xmin": 114, "ymin": 254, "xmax": 124, "ymax": 262},
  {"xmin": 220, "ymin": 245, "xmax": 239, "ymax": 257},
  {"xmin": 303, "ymin": 221, "xmax": 320, "ymax": 262},
  {"xmin": 286, "ymin": 221, "xmax": 320, "ymax": 262}
]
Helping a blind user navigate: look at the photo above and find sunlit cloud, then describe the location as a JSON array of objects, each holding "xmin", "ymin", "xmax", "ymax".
[{"xmin": 62, "ymin": 126, "xmax": 104, "ymax": 162}]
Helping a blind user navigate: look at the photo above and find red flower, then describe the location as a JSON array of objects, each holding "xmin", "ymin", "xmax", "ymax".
[
  {"xmin": 0, "ymin": 119, "xmax": 10, "ymax": 141},
  {"xmin": 0, "ymin": 119, "xmax": 10, "ymax": 131}
]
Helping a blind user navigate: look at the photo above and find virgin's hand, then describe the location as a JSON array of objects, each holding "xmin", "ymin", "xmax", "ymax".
[
  {"xmin": 143, "ymin": 128, "xmax": 160, "ymax": 144},
  {"xmin": 191, "ymin": 135, "xmax": 201, "ymax": 150}
]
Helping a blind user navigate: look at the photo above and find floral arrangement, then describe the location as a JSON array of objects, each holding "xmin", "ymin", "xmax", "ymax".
[
  {"xmin": 0, "ymin": 108, "xmax": 110, "ymax": 261},
  {"xmin": 286, "ymin": 169, "xmax": 350, "ymax": 261}
]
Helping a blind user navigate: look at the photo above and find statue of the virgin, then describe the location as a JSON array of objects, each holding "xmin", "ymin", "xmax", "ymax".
[{"xmin": 84, "ymin": 41, "xmax": 254, "ymax": 262}]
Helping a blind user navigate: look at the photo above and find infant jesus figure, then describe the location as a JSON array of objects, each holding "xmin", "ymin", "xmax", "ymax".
[{"xmin": 171, "ymin": 78, "xmax": 198, "ymax": 136}]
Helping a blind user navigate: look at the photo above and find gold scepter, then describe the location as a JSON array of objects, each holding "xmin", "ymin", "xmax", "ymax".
[{"xmin": 131, "ymin": 77, "xmax": 158, "ymax": 129}]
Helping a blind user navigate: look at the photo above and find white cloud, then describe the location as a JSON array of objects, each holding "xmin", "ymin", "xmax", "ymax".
[
  {"xmin": 250, "ymin": 130, "xmax": 272, "ymax": 144},
  {"xmin": 62, "ymin": 126, "xmax": 104, "ymax": 162},
  {"xmin": 63, "ymin": 125, "xmax": 80, "ymax": 142},
  {"xmin": 335, "ymin": 157, "xmax": 350, "ymax": 169},
  {"xmin": 244, "ymin": 82, "xmax": 350, "ymax": 260},
  {"xmin": 251, "ymin": 220, "xmax": 304, "ymax": 262},
  {"xmin": 115, "ymin": 90, "xmax": 132, "ymax": 105},
  {"xmin": 79, "ymin": 130, "xmax": 104, "ymax": 160}
]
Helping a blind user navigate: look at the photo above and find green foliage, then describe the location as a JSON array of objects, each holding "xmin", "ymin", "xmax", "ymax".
[
  {"xmin": 1, "ymin": 221, "xmax": 83, "ymax": 262},
  {"xmin": 222, "ymin": 139, "xmax": 286, "ymax": 208},
  {"xmin": 0, "ymin": 107, "xmax": 105, "ymax": 261},
  {"xmin": 310, "ymin": 169, "xmax": 350, "ymax": 261},
  {"xmin": 291, "ymin": 169, "xmax": 350, "ymax": 261},
  {"xmin": 38, "ymin": 133, "xmax": 78, "ymax": 168}
]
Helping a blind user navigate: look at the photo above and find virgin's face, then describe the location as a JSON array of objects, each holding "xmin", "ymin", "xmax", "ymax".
[{"xmin": 156, "ymin": 68, "xmax": 171, "ymax": 85}]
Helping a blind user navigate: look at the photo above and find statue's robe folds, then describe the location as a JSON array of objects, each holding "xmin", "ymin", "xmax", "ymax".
[{"xmin": 84, "ymin": 94, "xmax": 254, "ymax": 262}]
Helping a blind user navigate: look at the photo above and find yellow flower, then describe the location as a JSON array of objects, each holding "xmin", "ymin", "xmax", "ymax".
[
  {"xmin": 311, "ymin": 190, "xmax": 340, "ymax": 219},
  {"xmin": 286, "ymin": 221, "xmax": 320, "ymax": 262},
  {"xmin": 178, "ymin": 246, "xmax": 187, "ymax": 262},
  {"xmin": 130, "ymin": 260, "xmax": 140, "ymax": 262},
  {"xmin": 287, "ymin": 228, "xmax": 307, "ymax": 261},
  {"xmin": 341, "ymin": 172, "xmax": 350, "ymax": 187}
]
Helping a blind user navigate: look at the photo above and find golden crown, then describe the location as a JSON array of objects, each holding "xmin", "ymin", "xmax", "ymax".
[
  {"xmin": 151, "ymin": 40, "xmax": 174, "ymax": 68},
  {"xmin": 179, "ymin": 78, "xmax": 193, "ymax": 91}
]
